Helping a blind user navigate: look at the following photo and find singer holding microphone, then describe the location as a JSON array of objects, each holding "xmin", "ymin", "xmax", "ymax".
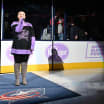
[{"xmin": 11, "ymin": 11, "xmax": 35, "ymax": 86}]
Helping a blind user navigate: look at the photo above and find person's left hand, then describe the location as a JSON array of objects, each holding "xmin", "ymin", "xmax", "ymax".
[{"xmin": 30, "ymin": 49, "xmax": 33, "ymax": 54}]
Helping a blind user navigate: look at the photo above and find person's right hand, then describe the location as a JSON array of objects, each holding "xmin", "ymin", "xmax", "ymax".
[{"xmin": 75, "ymin": 35, "xmax": 78, "ymax": 40}]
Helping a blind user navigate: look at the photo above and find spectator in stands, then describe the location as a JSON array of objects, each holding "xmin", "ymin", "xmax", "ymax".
[
  {"xmin": 69, "ymin": 22, "xmax": 79, "ymax": 41},
  {"xmin": 57, "ymin": 17, "xmax": 64, "ymax": 40}
]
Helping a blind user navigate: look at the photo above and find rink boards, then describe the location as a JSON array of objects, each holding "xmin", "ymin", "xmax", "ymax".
[{"xmin": 1, "ymin": 41, "xmax": 104, "ymax": 73}]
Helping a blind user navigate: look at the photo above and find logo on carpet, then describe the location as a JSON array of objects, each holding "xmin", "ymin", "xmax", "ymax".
[{"xmin": 0, "ymin": 88, "xmax": 45, "ymax": 101}]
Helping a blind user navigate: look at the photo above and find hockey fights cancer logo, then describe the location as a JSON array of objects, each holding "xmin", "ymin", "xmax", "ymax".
[
  {"xmin": 46, "ymin": 43, "xmax": 69, "ymax": 60},
  {"xmin": 6, "ymin": 46, "xmax": 14, "ymax": 61},
  {"xmin": 0, "ymin": 88, "xmax": 45, "ymax": 101}
]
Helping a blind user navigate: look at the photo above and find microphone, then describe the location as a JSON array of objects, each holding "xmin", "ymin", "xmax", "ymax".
[{"xmin": 20, "ymin": 18, "xmax": 24, "ymax": 24}]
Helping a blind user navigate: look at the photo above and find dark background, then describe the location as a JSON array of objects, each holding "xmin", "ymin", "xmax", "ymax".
[{"xmin": 2, "ymin": 0, "xmax": 104, "ymax": 40}]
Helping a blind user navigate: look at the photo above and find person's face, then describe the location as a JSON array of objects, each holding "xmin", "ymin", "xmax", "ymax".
[{"xmin": 17, "ymin": 11, "xmax": 26, "ymax": 20}]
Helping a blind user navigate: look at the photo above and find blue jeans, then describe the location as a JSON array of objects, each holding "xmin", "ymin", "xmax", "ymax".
[{"xmin": 58, "ymin": 33, "xmax": 64, "ymax": 40}]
